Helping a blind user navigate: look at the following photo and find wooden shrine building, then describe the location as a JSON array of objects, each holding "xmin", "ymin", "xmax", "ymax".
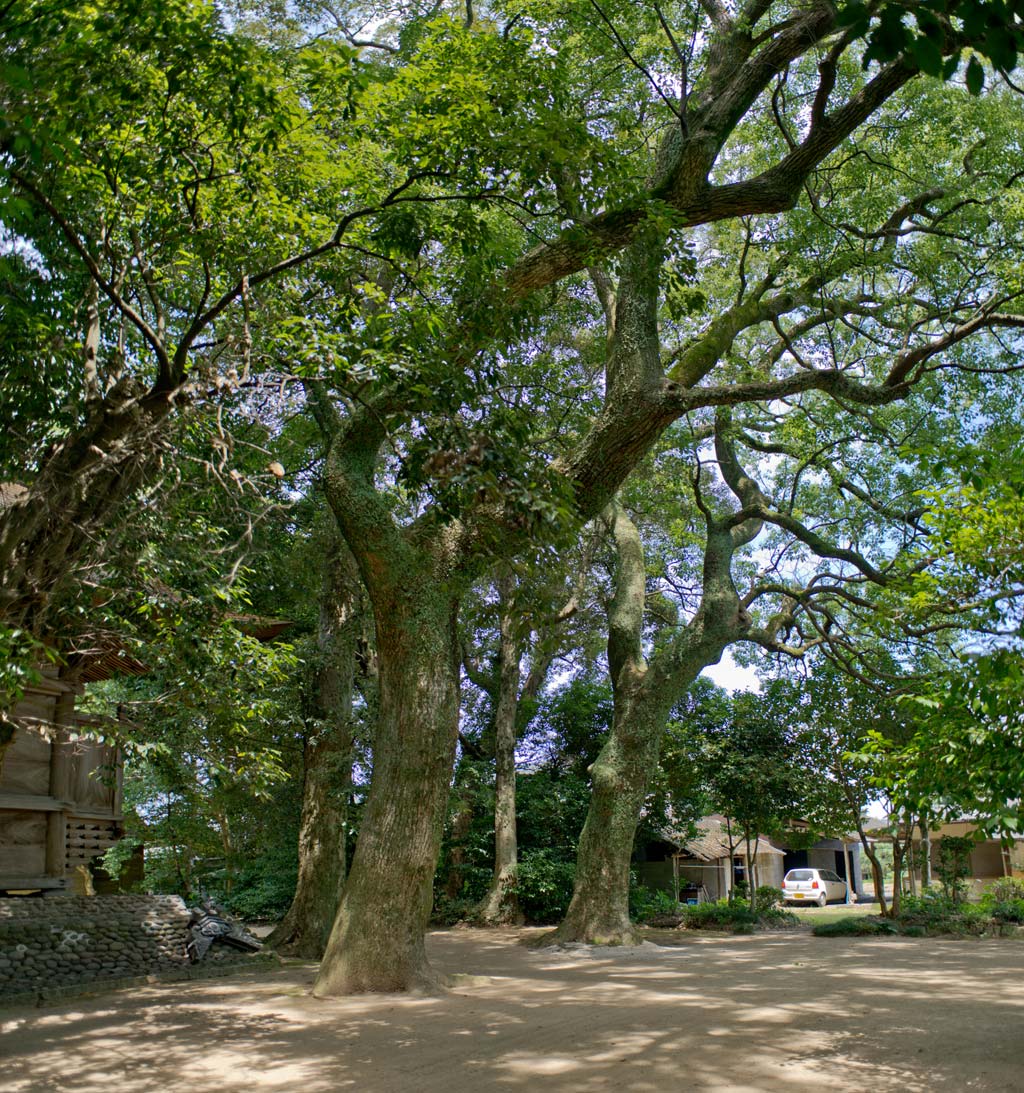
[{"xmin": 0, "ymin": 653, "xmax": 141, "ymax": 895}]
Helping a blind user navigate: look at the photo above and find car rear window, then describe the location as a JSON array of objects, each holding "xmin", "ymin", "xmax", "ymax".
[{"xmin": 786, "ymin": 870, "xmax": 814, "ymax": 881}]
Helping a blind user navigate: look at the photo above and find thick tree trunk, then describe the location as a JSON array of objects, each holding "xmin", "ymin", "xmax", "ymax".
[
  {"xmin": 551, "ymin": 430, "xmax": 764, "ymax": 945},
  {"xmin": 552, "ymin": 681, "xmax": 666, "ymax": 944},
  {"xmin": 313, "ymin": 580, "xmax": 461, "ymax": 995},
  {"xmin": 268, "ymin": 535, "xmax": 359, "ymax": 959},
  {"xmin": 0, "ymin": 381, "xmax": 175, "ymax": 642}
]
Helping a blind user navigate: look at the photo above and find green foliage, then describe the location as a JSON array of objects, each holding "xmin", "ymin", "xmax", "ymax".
[
  {"xmin": 680, "ymin": 898, "xmax": 797, "ymax": 932},
  {"xmin": 937, "ymin": 835, "xmax": 975, "ymax": 902},
  {"xmin": 897, "ymin": 890, "xmax": 990, "ymax": 934},
  {"xmin": 628, "ymin": 881, "xmax": 679, "ymax": 923},
  {"xmin": 985, "ymin": 876, "xmax": 1024, "ymax": 902},
  {"xmin": 683, "ymin": 899, "xmax": 754, "ymax": 930},
  {"xmin": 813, "ymin": 916, "xmax": 896, "ymax": 937},
  {"xmin": 516, "ymin": 849, "xmax": 577, "ymax": 924},
  {"xmin": 98, "ymin": 835, "xmax": 144, "ymax": 888},
  {"xmin": 815, "ymin": 890, "xmax": 1024, "ymax": 938},
  {"xmin": 0, "ymin": 627, "xmax": 54, "ymax": 710},
  {"xmin": 985, "ymin": 899, "xmax": 1024, "ymax": 924},
  {"xmin": 755, "ymin": 885, "xmax": 784, "ymax": 912},
  {"xmin": 839, "ymin": 0, "xmax": 1024, "ymax": 92},
  {"xmin": 218, "ymin": 845, "xmax": 300, "ymax": 920},
  {"xmin": 665, "ymin": 684, "xmax": 810, "ymax": 854}
]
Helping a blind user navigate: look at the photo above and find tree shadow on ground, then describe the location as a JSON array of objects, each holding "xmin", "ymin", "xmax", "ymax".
[{"xmin": 4, "ymin": 931, "xmax": 1023, "ymax": 1092}]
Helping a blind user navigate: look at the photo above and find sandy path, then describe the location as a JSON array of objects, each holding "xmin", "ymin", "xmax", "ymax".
[{"xmin": 2, "ymin": 928, "xmax": 1023, "ymax": 1092}]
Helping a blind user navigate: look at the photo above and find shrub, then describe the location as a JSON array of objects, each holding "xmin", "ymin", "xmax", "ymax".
[
  {"xmin": 516, "ymin": 849, "xmax": 576, "ymax": 924},
  {"xmin": 681, "ymin": 896, "xmax": 798, "ymax": 931},
  {"xmin": 629, "ymin": 883, "xmax": 680, "ymax": 923},
  {"xmin": 988, "ymin": 899, "xmax": 1024, "ymax": 924},
  {"xmin": 683, "ymin": 899, "xmax": 756, "ymax": 930},
  {"xmin": 813, "ymin": 916, "xmax": 894, "ymax": 937},
  {"xmin": 754, "ymin": 885, "xmax": 783, "ymax": 911},
  {"xmin": 758, "ymin": 906, "xmax": 800, "ymax": 928},
  {"xmin": 220, "ymin": 847, "xmax": 299, "ymax": 921},
  {"xmin": 431, "ymin": 896, "xmax": 478, "ymax": 926},
  {"xmin": 898, "ymin": 889, "xmax": 986, "ymax": 933},
  {"xmin": 986, "ymin": 877, "xmax": 1024, "ymax": 903}
]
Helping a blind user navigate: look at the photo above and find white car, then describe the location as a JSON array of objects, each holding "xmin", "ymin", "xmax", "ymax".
[{"xmin": 782, "ymin": 868, "xmax": 848, "ymax": 907}]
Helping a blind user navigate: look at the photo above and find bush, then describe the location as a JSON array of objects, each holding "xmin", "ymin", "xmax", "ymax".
[
  {"xmin": 681, "ymin": 896, "xmax": 798, "ymax": 932},
  {"xmin": 629, "ymin": 883, "xmax": 679, "ymax": 923},
  {"xmin": 516, "ymin": 849, "xmax": 576, "ymax": 924},
  {"xmin": 988, "ymin": 899, "xmax": 1024, "ymax": 924},
  {"xmin": 898, "ymin": 889, "xmax": 986, "ymax": 934},
  {"xmin": 986, "ymin": 877, "xmax": 1024, "ymax": 903},
  {"xmin": 683, "ymin": 899, "xmax": 756, "ymax": 930},
  {"xmin": 431, "ymin": 896, "xmax": 479, "ymax": 926},
  {"xmin": 754, "ymin": 885, "xmax": 783, "ymax": 911},
  {"xmin": 758, "ymin": 906, "xmax": 800, "ymax": 928},
  {"xmin": 219, "ymin": 847, "xmax": 299, "ymax": 921},
  {"xmin": 813, "ymin": 916, "xmax": 894, "ymax": 937}
]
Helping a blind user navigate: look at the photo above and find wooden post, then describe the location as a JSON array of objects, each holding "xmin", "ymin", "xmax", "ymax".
[{"xmin": 45, "ymin": 688, "xmax": 77, "ymax": 883}]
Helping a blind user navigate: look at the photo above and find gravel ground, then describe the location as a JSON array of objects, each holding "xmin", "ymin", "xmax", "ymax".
[{"xmin": 2, "ymin": 927, "xmax": 1023, "ymax": 1092}]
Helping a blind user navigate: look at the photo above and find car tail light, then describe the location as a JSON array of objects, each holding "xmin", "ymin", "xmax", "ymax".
[{"xmin": 812, "ymin": 880, "xmax": 819, "ymax": 889}]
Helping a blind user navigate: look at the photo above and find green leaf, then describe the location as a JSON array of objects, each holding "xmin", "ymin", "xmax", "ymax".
[{"xmin": 965, "ymin": 55, "xmax": 985, "ymax": 95}]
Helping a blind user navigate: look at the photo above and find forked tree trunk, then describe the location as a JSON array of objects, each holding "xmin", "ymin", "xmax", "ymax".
[
  {"xmin": 551, "ymin": 424, "xmax": 765, "ymax": 945},
  {"xmin": 313, "ymin": 583, "xmax": 461, "ymax": 995},
  {"xmin": 268, "ymin": 536, "xmax": 359, "ymax": 958}
]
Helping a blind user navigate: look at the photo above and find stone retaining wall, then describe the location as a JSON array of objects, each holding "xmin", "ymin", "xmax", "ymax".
[{"xmin": 0, "ymin": 895, "xmax": 265, "ymax": 1003}]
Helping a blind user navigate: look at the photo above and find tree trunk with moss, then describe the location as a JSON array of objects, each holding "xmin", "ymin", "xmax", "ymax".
[
  {"xmin": 268, "ymin": 533, "xmax": 360, "ymax": 959},
  {"xmin": 553, "ymin": 419, "xmax": 769, "ymax": 945},
  {"xmin": 313, "ymin": 576, "xmax": 460, "ymax": 993},
  {"xmin": 310, "ymin": 423, "xmax": 466, "ymax": 994}
]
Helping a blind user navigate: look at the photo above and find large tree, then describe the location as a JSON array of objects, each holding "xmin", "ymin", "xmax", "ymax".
[
  {"xmin": 308, "ymin": 3, "xmax": 1024, "ymax": 990},
  {"xmin": 9, "ymin": 0, "xmax": 1024, "ymax": 993}
]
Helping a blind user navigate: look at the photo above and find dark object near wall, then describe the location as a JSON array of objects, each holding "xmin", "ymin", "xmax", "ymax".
[{"xmin": 187, "ymin": 902, "xmax": 263, "ymax": 962}]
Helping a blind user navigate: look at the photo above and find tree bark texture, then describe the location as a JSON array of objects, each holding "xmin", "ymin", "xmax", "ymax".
[
  {"xmin": 553, "ymin": 408, "xmax": 771, "ymax": 943},
  {"xmin": 313, "ymin": 582, "xmax": 460, "ymax": 994},
  {"xmin": 313, "ymin": 436, "xmax": 465, "ymax": 993},
  {"xmin": 268, "ymin": 533, "xmax": 360, "ymax": 959},
  {"xmin": 554, "ymin": 677, "xmax": 671, "ymax": 944},
  {"xmin": 0, "ymin": 383, "xmax": 176, "ymax": 642},
  {"xmin": 474, "ymin": 571, "xmax": 524, "ymax": 925}
]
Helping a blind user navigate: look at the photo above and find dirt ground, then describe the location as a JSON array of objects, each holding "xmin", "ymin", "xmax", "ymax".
[{"xmin": 3, "ymin": 927, "xmax": 1023, "ymax": 1092}]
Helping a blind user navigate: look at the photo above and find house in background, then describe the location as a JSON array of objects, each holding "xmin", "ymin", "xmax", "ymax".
[
  {"xmin": 870, "ymin": 819, "xmax": 1024, "ymax": 897},
  {"xmin": 634, "ymin": 815, "xmax": 786, "ymax": 902},
  {"xmin": 634, "ymin": 814, "xmax": 865, "ymax": 902},
  {"xmin": 769, "ymin": 818, "xmax": 866, "ymax": 898}
]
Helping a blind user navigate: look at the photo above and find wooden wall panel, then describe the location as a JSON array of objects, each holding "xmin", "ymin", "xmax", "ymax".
[
  {"xmin": 0, "ymin": 810, "xmax": 47, "ymax": 878},
  {"xmin": 66, "ymin": 740, "xmax": 119, "ymax": 812},
  {"xmin": 13, "ymin": 691, "xmax": 58, "ymax": 728},
  {"xmin": 1, "ymin": 754, "xmax": 51, "ymax": 796},
  {"xmin": 1, "ymin": 725, "xmax": 52, "ymax": 797}
]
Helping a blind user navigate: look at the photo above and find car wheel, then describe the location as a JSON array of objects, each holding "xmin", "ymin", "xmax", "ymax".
[{"xmin": 817, "ymin": 892, "xmax": 828, "ymax": 908}]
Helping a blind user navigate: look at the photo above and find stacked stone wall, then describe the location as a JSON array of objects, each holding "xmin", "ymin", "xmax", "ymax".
[{"xmin": 0, "ymin": 895, "xmax": 266, "ymax": 1005}]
